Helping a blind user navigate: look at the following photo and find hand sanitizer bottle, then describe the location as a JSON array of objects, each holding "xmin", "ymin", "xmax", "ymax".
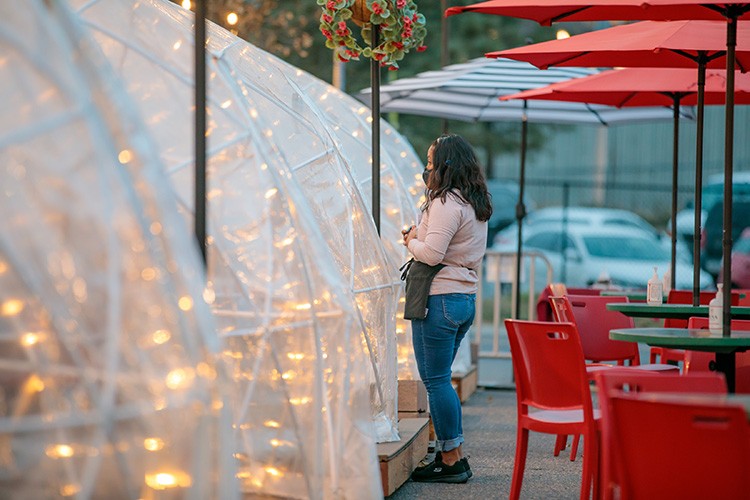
[
  {"xmin": 647, "ymin": 266, "xmax": 663, "ymax": 305},
  {"xmin": 709, "ymin": 284, "xmax": 723, "ymax": 335}
]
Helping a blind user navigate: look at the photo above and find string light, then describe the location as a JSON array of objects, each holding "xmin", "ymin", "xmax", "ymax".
[{"xmin": 226, "ymin": 12, "xmax": 238, "ymax": 26}]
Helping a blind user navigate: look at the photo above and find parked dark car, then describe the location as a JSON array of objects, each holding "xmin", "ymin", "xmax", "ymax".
[
  {"xmin": 719, "ymin": 228, "xmax": 750, "ymax": 288},
  {"xmin": 486, "ymin": 180, "xmax": 536, "ymax": 246},
  {"xmin": 701, "ymin": 200, "xmax": 750, "ymax": 282}
]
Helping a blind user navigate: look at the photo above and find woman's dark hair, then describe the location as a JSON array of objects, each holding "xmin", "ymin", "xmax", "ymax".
[{"xmin": 423, "ymin": 134, "xmax": 493, "ymax": 222}]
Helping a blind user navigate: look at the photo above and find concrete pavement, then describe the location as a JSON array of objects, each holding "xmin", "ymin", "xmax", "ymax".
[{"xmin": 387, "ymin": 388, "xmax": 585, "ymax": 499}]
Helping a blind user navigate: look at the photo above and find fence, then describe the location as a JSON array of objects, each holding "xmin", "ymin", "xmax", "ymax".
[{"xmin": 473, "ymin": 250, "xmax": 553, "ymax": 387}]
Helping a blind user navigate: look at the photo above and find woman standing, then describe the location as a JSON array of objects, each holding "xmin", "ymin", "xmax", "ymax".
[{"xmin": 403, "ymin": 134, "xmax": 492, "ymax": 483}]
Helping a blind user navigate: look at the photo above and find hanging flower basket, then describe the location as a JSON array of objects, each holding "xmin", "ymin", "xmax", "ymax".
[{"xmin": 318, "ymin": 0, "xmax": 427, "ymax": 70}]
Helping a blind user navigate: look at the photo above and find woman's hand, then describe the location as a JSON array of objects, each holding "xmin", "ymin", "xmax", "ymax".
[{"xmin": 402, "ymin": 225, "xmax": 416, "ymax": 247}]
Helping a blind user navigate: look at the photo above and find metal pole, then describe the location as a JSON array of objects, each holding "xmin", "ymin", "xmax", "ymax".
[
  {"xmin": 441, "ymin": 0, "xmax": 449, "ymax": 134},
  {"xmin": 194, "ymin": 0, "xmax": 207, "ymax": 268},
  {"xmin": 514, "ymin": 101, "xmax": 528, "ymax": 319},
  {"xmin": 692, "ymin": 59, "xmax": 707, "ymax": 306},
  {"xmin": 670, "ymin": 95, "xmax": 680, "ymax": 291},
  {"xmin": 722, "ymin": 15, "xmax": 737, "ymax": 338},
  {"xmin": 371, "ymin": 26, "xmax": 381, "ymax": 234},
  {"xmin": 561, "ymin": 182, "xmax": 569, "ymax": 285}
]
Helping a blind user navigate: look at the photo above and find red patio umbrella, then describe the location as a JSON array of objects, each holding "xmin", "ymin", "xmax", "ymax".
[
  {"xmin": 493, "ymin": 20, "xmax": 750, "ymax": 71},
  {"xmin": 446, "ymin": 0, "xmax": 748, "ymax": 26},
  {"xmin": 501, "ymin": 68, "xmax": 750, "ymax": 107},
  {"xmin": 447, "ymin": 0, "xmax": 750, "ymax": 340}
]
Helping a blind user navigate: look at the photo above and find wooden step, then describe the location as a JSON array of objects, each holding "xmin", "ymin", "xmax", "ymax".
[
  {"xmin": 377, "ymin": 417, "xmax": 429, "ymax": 496},
  {"xmin": 451, "ymin": 364, "xmax": 478, "ymax": 403}
]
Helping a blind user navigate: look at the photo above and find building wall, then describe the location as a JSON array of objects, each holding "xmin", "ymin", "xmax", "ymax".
[{"xmin": 489, "ymin": 106, "xmax": 750, "ymax": 228}]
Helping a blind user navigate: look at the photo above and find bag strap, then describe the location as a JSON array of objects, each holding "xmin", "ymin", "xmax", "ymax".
[{"xmin": 399, "ymin": 258, "xmax": 414, "ymax": 281}]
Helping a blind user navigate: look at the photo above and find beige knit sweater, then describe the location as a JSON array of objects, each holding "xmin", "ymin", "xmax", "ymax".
[{"xmin": 407, "ymin": 191, "xmax": 488, "ymax": 295}]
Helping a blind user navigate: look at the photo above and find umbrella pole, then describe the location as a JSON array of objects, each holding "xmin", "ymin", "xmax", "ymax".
[
  {"xmin": 194, "ymin": 0, "xmax": 207, "ymax": 269},
  {"xmin": 692, "ymin": 61, "xmax": 707, "ymax": 306},
  {"xmin": 721, "ymin": 15, "xmax": 737, "ymax": 337},
  {"xmin": 371, "ymin": 27, "xmax": 381, "ymax": 234},
  {"xmin": 670, "ymin": 95, "xmax": 680, "ymax": 292},
  {"xmin": 514, "ymin": 102, "xmax": 528, "ymax": 319}
]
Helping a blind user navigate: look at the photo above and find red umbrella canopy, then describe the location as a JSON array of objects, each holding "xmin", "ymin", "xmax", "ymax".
[
  {"xmin": 490, "ymin": 21, "xmax": 750, "ymax": 71},
  {"xmin": 445, "ymin": 0, "xmax": 750, "ymax": 25},
  {"xmin": 500, "ymin": 67, "xmax": 750, "ymax": 106}
]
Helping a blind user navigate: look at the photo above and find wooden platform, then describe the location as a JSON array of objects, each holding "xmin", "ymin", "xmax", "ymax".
[
  {"xmin": 397, "ymin": 379, "xmax": 428, "ymax": 413},
  {"xmin": 451, "ymin": 364, "xmax": 478, "ymax": 403},
  {"xmin": 377, "ymin": 417, "xmax": 430, "ymax": 496}
]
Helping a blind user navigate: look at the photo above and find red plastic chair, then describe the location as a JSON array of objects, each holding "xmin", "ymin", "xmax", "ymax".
[
  {"xmin": 594, "ymin": 369, "xmax": 727, "ymax": 500},
  {"xmin": 609, "ymin": 393, "xmax": 750, "ymax": 499},
  {"xmin": 504, "ymin": 320, "xmax": 599, "ymax": 500},
  {"xmin": 553, "ymin": 295, "xmax": 678, "ymax": 370},
  {"xmin": 537, "ymin": 284, "xmax": 600, "ymax": 322},
  {"xmin": 685, "ymin": 316, "xmax": 750, "ymax": 393},
  {"xmin": 651, "ymin": 289, "xmax": 739, "ymax": 365},
  {"xmin": 548, "ymin": 295, "xmax": 678, "ymax": 460}
]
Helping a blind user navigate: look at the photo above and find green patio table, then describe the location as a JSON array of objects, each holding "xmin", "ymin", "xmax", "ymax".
[
  {"xmin": 610, "ymin": 327, "xmax": 750, "ymax": 393},
  {"xmin": 606, "ymin": 303, "xmax": 750, "ymax": 320}
]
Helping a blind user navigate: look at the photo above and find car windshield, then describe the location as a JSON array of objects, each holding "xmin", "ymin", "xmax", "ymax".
[
  {"xmin": 583, "ymin": 236, "xmax": 669, "ymax": 260},
  {"xmin": 735, "ymin": 237, "xmax": 750, "ymax": 254}
]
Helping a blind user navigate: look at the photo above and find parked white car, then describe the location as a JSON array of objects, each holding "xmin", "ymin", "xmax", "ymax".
[
  {"xmin": 495, "ymin": 206, "xmax": 691, "ymax": 262},
  {"xmin": 492, "ymin": 207, "xmax": 711, "ymax": 289}
]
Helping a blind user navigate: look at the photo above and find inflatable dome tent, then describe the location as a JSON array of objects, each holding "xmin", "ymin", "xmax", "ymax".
[
  {"xmin": 0, "ymin": 1, "xmax": 236, "ymax": 498},
  {"xmin": 290, "ymin": 72, "xmax": 428, "ymax": 378},
  {"xmin": 69, "ymin": 0, "xmax": 413, "ymax": 497}
]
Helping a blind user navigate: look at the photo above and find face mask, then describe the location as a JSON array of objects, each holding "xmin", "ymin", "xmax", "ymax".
[{"xmin": 422, "ymin": 168, "xmax": 431, "ymax": 185}]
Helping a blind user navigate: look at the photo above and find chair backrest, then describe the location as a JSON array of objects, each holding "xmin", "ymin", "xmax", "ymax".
[
  {"xmin": 594, "ymin": 369, "xmax": 727, "ymax": 499},
  {"xmin": 504, "ymin": 320, "xmax": 592, "ymax": 414},
  {"xmin": 664, "ymin": 289, "xmax": 740, "ymax": 327},
  {"xmin": 685, "ymin": 317, "xmax": 750, "ymax": 393},
  {"xmin": 566, "ymin": 295, "xmax": 638, "ymax": 364},
  {"xmin": 537, "ymin": 285, "xmax": 600, "ymax": 322},
  {"xmin": 609, "ymin": 393, "xmax": 750, "ymax": 499},
  {"xmin": 549, "ymin": 295, "xmax": 575, "ymax": 324}
]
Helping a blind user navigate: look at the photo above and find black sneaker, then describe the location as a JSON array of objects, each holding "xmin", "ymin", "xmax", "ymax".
[
  {"xmin": 414, "ymin": 451, "xmax": 442, "ymax": 472},
  {"xmin": 461, "ymin": 457, "xmax": 473, "ymax": 479},
  {"xmin": 411, "ymin": 456, "xmax": 470, "ymax": 484}
]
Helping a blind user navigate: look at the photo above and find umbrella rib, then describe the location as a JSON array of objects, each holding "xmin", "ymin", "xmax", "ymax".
[
  {"xmin": 550, "ymin": 6, "xmax": 590, "ymax": 24},
  {"xmin": 554, "ymin": 51, "xmax": 593, "ymax": 67},
  {"xmin": 583, "ymin": 103, "xmax": 608, "ymax": 126}
]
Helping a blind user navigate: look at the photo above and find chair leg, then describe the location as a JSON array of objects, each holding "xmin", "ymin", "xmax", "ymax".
[
  {"xmin": 510, "ymin": 427, "xmax": 529, "ymax": 500},
  {"xmin": 569, "ymin": 434, "xmax": 581, "ymax": 461},
  {"xmin": 554, "ymin": 434, "xmax": 567, "ymax": 456},
  {"xmin": 579, "ymin": 430, "xmax": 598, "ymax": 500}
]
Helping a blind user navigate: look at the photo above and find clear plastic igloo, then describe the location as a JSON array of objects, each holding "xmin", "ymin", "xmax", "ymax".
[{"xmin": 0, "ymin": 1, "xmax": 235, "ymax": 498}]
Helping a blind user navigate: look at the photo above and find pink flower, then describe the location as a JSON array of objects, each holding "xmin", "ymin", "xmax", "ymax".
[
  {"xmin": 417, "ymin": 45, "xmax": 427, "ymax": 52},
  {"xmin": 397, "ymin": 0, "xmax": 407, "ymax": 7},
  {"xmin": 322, "ymin": 14, "xmax": 332, "ymax": 23}
]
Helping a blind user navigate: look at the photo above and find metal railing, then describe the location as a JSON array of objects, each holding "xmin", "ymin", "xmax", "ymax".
[{"xmin": 474, "ymin": 250, "xmax": 554, "ymax": 357}]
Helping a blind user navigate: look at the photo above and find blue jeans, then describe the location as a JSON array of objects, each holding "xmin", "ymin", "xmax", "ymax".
[{"xmin": 411, "ymin": 293, "xmax": 476, "ymax": 452}]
